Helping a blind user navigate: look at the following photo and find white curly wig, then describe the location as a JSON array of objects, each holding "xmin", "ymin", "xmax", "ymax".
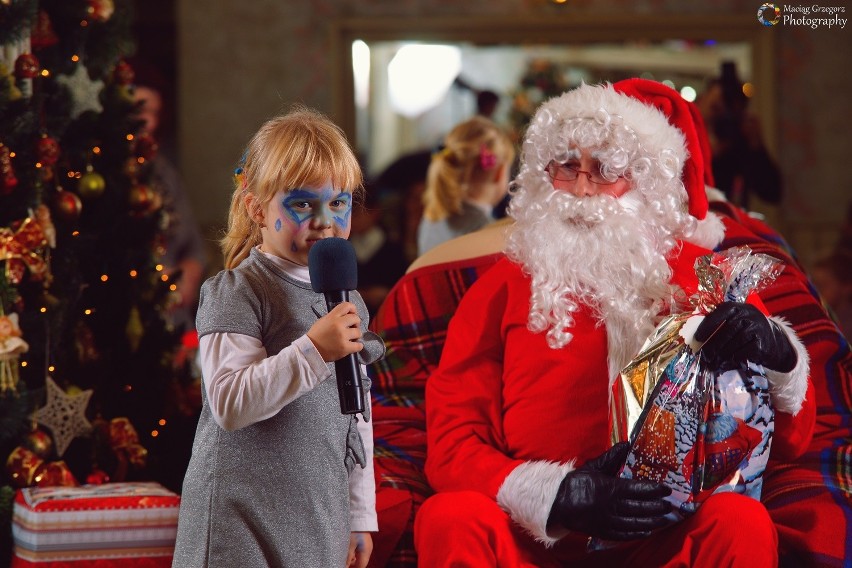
[{"xmin": 506, "ymin": 82, "xmax": 725, "ymax": 378}]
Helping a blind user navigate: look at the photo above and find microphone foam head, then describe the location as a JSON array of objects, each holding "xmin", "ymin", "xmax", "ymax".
[{"xmin": 308, "ymin": 237, "xmax": 358, "ymax": 293}]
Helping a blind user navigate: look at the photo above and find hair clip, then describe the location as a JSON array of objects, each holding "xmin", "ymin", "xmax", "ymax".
[{"xmin": 479, "ymin": 144, "xmax": 497, "ymax": 170}]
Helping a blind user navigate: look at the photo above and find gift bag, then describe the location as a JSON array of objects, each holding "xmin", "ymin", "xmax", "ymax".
[{"xmin": 610, "ymin": 246, "xmax": 783, "ymax": 522}]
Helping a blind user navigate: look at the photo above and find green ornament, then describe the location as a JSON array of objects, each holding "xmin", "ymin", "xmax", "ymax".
[{"xmin": 78, "ymin": 170, "xmax": 106, "ymax": 199}]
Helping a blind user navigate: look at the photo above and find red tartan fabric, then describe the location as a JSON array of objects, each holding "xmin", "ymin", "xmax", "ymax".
[
  {"xmin": 368, "ymin": 254, "xmax": 504, "ymax": 567},
  {"xmin": 368, "ymin": 202, "xmax": 852, "ymax": 567},
  {"xmin": 711, "ymin": 201, "xmax": 852, "ymax": 567}
]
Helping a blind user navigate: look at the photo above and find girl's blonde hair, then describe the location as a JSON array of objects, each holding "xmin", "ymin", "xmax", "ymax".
[
  {"xmin": 221, "ymin": 106, "xmax": 363, "ymax": 269},
  {"xmin": 422, "ymin": 116, "xmax": 515, "ymax": 222}
]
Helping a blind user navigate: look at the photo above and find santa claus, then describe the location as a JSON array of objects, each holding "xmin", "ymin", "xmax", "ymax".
[{"xmin": 415, "ymin": 79, "xmax": 813, "ymax": 566}]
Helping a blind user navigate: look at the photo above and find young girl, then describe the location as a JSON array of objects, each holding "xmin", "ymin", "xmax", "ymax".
[
  {"xmin": 172, "ymin": 107, "xmax": 383, "ymax": 568},
  {"xmin": 417, "ymin": 116, "xmax": 515, "ymax": 255}
]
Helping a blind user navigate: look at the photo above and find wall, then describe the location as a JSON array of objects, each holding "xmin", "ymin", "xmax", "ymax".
[{"xmin": 178, "ymin": 0, "xmax": 852, "ymax": 270}]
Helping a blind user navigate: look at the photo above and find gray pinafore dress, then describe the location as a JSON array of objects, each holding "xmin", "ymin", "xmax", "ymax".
[{"xmin": 172, "ymin": 248, "xmax": 382, "ymax": 567}]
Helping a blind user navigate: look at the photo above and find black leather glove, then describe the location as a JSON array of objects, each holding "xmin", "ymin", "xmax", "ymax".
[
  {"xmin": 694, "ymin": 301, "xmax": 796, "ymax": 373},
  {"xmin": 547, "ymin": 442, "xmax": 672, "ymax": 541}
]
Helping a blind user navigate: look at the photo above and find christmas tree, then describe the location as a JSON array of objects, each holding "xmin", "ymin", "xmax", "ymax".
[{"xmin": 0, "ymin": 1, "xmax": 195, "ymax": 559}]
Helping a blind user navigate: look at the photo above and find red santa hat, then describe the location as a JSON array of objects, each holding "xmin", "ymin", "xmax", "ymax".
[{"xmin": 613, "ymin": 78, "xmax": 715, "ymax": 221}]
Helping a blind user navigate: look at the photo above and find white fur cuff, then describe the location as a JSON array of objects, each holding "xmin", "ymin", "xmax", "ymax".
[
  {"xmin": 765, "ymin": 316, "xmax": 810, "ymax": 415},
  {"xmin": 496, "ymin": 460, "xmax": 575, "ymax": 546}
]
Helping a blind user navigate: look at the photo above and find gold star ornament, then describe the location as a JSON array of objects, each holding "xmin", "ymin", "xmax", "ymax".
[{"xmin": 33, "ymin": 376, "xmax": 93, "ymax": 456}]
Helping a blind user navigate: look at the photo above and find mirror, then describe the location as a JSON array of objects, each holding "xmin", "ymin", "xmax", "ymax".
[{"xmin": 331, "ymin": 14, "xmax": 776, "ymax": 178}]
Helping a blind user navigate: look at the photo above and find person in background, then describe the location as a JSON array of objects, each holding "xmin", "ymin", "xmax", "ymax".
[
  {"xmin": 349, "ymin": 183, "xmax": 409, "ymax": 317},
  {"xmin": 696, "ymin": 61, "xmax": 783, "ymax": 210},
  {"xmin": 130, "ymin": 57, "xmax": 207, "ymax": 333},
  {"xmin": 415, "ymin": 79, "xmax": 813, "ymax": 567},
  {"xmin": 172, "ymin": 107, "xmax": 384, "ymax": 568},
  {"xmin": 477, "ymin": 89, "xmax": 500, "ymax": 119},
  {"xmin": 417, "ymin": 116, "xmax": 515, "ymax": 255}
]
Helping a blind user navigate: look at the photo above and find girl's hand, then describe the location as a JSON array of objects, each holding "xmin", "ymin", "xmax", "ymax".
[
  {"xmin": 306, "ymin": 301, "xmax": 364, "ymax": 362},
  {"xmin": 347, "ymin": 532, "xmax": 373, "ymax": 568}
]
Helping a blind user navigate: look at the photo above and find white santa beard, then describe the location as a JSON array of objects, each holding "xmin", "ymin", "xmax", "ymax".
[{"xmin": 508, "ymin": 189, "xmax": 678, "ymax": 382}]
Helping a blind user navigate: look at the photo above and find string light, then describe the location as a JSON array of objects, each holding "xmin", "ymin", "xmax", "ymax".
[
  {"xmin": 39, "ymin": 307, "xmax": 47, "ymax": 313},
  {"xmin": 151, "ymin": 430, "xmax": 159, "ymax": 438},
  {"xmin": 84, "ymin": 309, "xmax": 93, "ymax": 315},
  {"xmin": 155, "ymin": 264, "xmax": 164, "ymax": 272},
  {"xmin": 40, "ymin": 69, "xmax": 49, "ymax": 77},
  {"xmin": 48, "ymin": 365, "xmax": 55, "ymax": 372},
  {"xmin": 126, "ymin": 134, "xmax": 134, "ymax": 142},
  {"xmin": 169, "ymin": 284, "xmax": 177, "ymax": 292},
  {"xmin": 160, "ymin": 274, "xmax": 169, "ymax": 282},
  {"xmin": 71, "ymin": 55, "xmax": 79, "ymax": 62},
  {"xmin": 92, "ymin": 146, "xmax": 101, "ymax": 154},
  {"xmin": 20, "ymin": 361, "xmax": 27, "ymax": 368},
  {"xmin": 158, "ymin": 419, "xmax": 167, "ymax": 426},
  {"xmin": 100, "ymin": 274, "xmax": 108, "ymax": 282},
  {"xmin": 129, "ymin": 270, "xmax": 138, "ymax": 277}
]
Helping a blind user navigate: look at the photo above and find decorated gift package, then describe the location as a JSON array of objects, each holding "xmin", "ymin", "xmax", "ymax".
[
  {"xmin": 609, "ymin": 246, "xmax": 783, "ymax": 520},
  {"xmin": 12, "ymin": 482, "xmax": 180, "ymax": 567}
]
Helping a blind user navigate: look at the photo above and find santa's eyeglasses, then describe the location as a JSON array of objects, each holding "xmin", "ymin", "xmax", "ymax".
[{"xmin": 545, "ymin": 161, "xmax": 622, "ymax": 186}]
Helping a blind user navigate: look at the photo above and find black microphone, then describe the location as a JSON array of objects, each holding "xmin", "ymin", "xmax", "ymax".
[{"xmin": 308, "ymin": 238, "xmax": 365, "ymax": 415}]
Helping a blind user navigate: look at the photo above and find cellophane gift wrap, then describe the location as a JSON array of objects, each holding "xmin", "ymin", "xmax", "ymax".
[{"xmin": 609, "ymin": 246, "xmax": 784, "ymax": 524}]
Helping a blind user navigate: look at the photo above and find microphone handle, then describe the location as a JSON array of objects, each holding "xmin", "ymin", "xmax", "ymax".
[{"xmin": 324, "ymin": 290, "xmax": 366, "ymax": 415}]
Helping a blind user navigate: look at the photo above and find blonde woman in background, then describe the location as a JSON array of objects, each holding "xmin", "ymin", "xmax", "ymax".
[{"xmin": 417, "ymin": 116, "xmax": 515, "ymax": 255}]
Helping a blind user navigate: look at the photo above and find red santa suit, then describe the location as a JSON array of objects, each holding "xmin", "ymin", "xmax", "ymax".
[
  {"xmin": 417, "ymin": 243, "xmax": 814, "ymax": 567},
  {"xmin": 415, "ymin": 79, "xmax": 814, "ymax": 567}
]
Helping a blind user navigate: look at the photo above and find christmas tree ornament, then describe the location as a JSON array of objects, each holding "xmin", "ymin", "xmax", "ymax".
[
  {"xmin": 125, "ymin": 305, "xmax": 143, "ymax": 351},
  {"xmin": 113, "ymin": 59, "xmax": 134, "ymax": 86},
  {"xmin": 52, "ymin": 188, "xmax": 82, "ymax": 222},
  {"xmin": 34, "ymin": 459, "xmax": 78, "ymax": 487},
  {"xmin": 0, "ymin": 311, "xmax": 28, "ymax": 393},
  {"xmin": 30, "ymin": 10, "xmax": 59, "ymax": 50},
  {"xmin": 1, "ymin": 142, "xmax": 18, "ymax": 194},
  {"xmin": 128, "ymin": 183, "xmax": 156, "ymax": 216},
  {"xmin": 74, "ymin": 320, "xmax": 100, "ymax": 363},
  {"xmin": 6, "ymin": 446, "xmax": 44, "ymax": 487},
  {"xmin": 109, "ymin": 417, "xmax": 148, "ymax": 468},
  {"xmin": 78, "ymin": 165, "xmax": 106, "ymax": 199},
  {"xmin": 56, "ymin": 64, "xmax": 104, "ymax": 119},
  {"xmin": 24, "ymin": 428, "xmax": 54, "ymax": 459},
  {"xmin": 86, "ymin": 468, "xmax": 110, "ymax": 484},
  {"xmin": 0, "ymin": 63, "xmax": 24, "ymax": 101},
  {"xmin": 86, "ymin": 0, "xmax": 115, "ymax": 22},
  {"xmin": 13, "ymin": 53, "xmax": 39, "ymax": 80},
  {"xmin": 33, "ymin": 376, "xmax": 93, "ymax": 457},
  {"xmin": 36, "ymin": 135, "xmax": 60, "ymax": 167},
  {"xmin": 0, "ymin": 216, "xmax": 50, "ymax": 284},
  {"xmin": 35, "ymin": 203, "xmax": 56, "ymax": 248}
]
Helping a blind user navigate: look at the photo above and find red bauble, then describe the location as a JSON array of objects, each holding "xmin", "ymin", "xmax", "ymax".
[
  {"xmin": 36, "ymin": 135, "xmax": 60, "ymax": 166},
  {"xmin": 24, "ymin": 428, "xmax": 54, "ymax": 459},
  {"xmin": 113, "ymin": 59, "xmax": 134, "ymax": 86},
  {"xmin": 53, "ymin": 190, "xmax": 82, "ymax": 222},
  {"xmin": 14, "ymin": 53, "xmax": 40, "ymax": 80},
  {"xmin": 86, "ymin": 468, "xmax": 110, "ymax": 485},
  {"xmin": 86, "ymin": 0, "xmax": 115, "ymax": 22}
]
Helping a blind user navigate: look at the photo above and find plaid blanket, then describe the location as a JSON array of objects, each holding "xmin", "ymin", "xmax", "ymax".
[{"xmin": 368, "ymin": 204, "xmax": 851, "ymax": 567}]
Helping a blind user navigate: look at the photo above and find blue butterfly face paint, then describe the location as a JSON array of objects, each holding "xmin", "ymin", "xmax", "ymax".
[
  {"xmin": 258, "ymin": 182, "xmax": 354, "ymax": 266},
  {"xmin": 281, "ymin": 186, "xmax": 352, "ymax": 230}
]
